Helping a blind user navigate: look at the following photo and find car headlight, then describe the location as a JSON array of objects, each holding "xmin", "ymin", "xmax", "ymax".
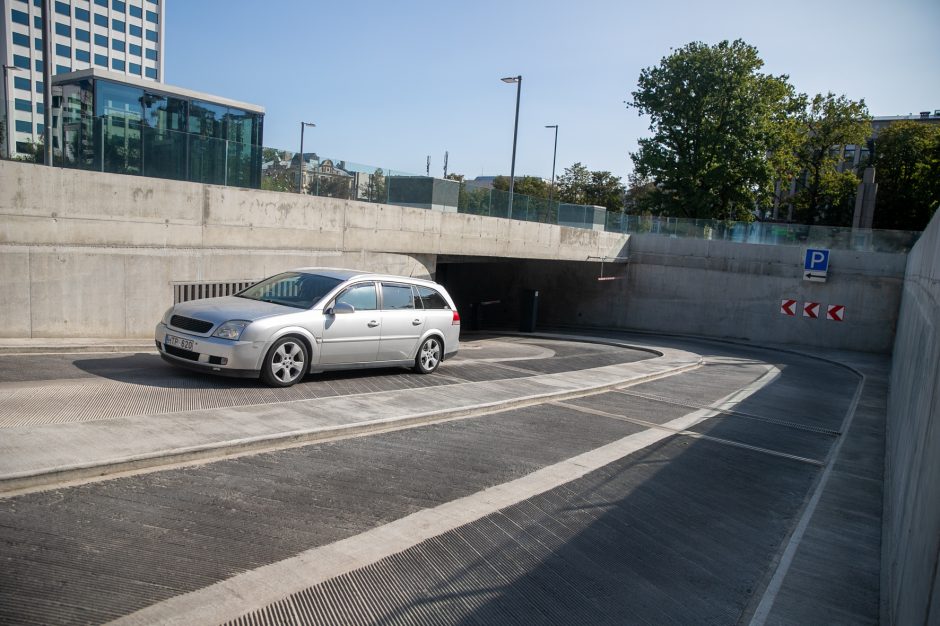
[
  {"xmin": 162, "ymin": 307, "xmax": 174, "ymax": 324},
  {"xmin": 212, "ymin": 320, "xmax": 251, "ymax": 341}
]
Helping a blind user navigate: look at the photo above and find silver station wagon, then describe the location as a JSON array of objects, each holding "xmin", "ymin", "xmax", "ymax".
[{"xmin": 155, "ymin": 268, "xmax": 461, "ymax": 387}]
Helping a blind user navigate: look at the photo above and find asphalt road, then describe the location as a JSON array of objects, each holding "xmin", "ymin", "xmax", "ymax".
[{"xmin": 0, "ymin": 333, "xmax": 868, "ymax": 625}]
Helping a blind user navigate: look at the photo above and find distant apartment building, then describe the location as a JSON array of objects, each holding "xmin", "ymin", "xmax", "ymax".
[
  {"xmin": 1, "ymin": 0, "xmax": 164, "ymax": 157},
  {"xmin": 838, "ymin": 110, "xmax": 940, "ymax": 172}
]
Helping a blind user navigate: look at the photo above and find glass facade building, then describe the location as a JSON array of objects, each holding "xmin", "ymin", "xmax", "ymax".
[
  {"xmin": 52, "ymin": 68, "xmax": 264, "ymax": 188},
  {"xmin": 1, "ymin": 0, "xmax": 165, "ymax": 157}
]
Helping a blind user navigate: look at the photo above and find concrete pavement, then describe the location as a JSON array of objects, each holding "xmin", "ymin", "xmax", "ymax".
[
  {"xmin": 0, "ymin": 332, "xmax": 888, "ymax": 625},
  {"xmin": 0, "ymin": 334, "xmax": 697, "ymax": 495}
]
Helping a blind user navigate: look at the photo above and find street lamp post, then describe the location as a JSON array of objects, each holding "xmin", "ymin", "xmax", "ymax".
[
  {"xmin": 298, "ymin": 121, "xmax": 315, "ymax": 193},
  {"xmin": 40, "ymin": 0, "xmax": 52, "ymax": 165},
  {"xmin": 2, "ymin": 64, "xmax": 26, "ymax": 159},
  {"xmin": 501, "ymin": 75, "xmax": 522, "ymax": 216},
  {"xmin": 545, "ymin": 124, "xmax": 558, "ymax": 205}
]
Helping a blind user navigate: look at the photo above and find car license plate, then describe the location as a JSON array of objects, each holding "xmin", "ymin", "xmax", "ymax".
[{"xmin": 165, "ymin": 334, "xmax": 194, "ymax": 351}]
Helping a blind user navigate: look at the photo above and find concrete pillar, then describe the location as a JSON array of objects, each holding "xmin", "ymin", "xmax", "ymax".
[{"xmin": 853, "ymin": 167, "xmax": 878, "ymax": 229}]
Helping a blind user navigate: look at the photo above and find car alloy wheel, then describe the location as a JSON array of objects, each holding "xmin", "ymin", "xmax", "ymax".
[
  {"xmin": 263, "ymin": 337, "xmax": 308, "ymax": 387},
  {"xmin": 415, "ymin": 336, "xmax": 441, "ymax": 374}
]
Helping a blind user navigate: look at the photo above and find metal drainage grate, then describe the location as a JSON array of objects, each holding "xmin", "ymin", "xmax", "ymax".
[{"xmin": 172, "ymin": 280, "xmax": 259, "ymax": 304}]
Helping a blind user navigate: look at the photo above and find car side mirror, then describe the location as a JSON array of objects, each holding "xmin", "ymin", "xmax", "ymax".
[{"xmin": 327, "ymin": 302, "xmax": 355, "ymax": 315}]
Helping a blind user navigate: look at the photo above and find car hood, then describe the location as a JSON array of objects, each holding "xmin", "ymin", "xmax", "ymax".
[{"xmin": 169, "ymin": 296, "xmax": 303, "ymax": 327}]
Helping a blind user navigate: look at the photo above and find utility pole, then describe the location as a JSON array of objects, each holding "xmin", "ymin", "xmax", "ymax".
[
  {"xmin": 443, "ymin": 151, "xmax": 448, "ymax": 178},
  {"xmin": 426, "ymin": 155, "xmax": 430, "ymax": 176}
]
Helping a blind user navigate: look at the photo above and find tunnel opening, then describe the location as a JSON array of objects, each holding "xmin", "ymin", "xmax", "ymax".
[{"xmin": 435, "ymin": 257, "xmax": 629, "ymax": 333}]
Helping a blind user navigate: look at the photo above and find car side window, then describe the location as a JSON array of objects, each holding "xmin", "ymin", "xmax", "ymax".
[
  {"xmin": 416, "ymin": 286, "xmax": 449, "ymax": 310},
  {"xmin": 382, "ymin": 283, "xmax": 415, "ymax": 310},
  {"xmin": 335, "ymin": 283, "xmax": 377, "ymax": 311}
]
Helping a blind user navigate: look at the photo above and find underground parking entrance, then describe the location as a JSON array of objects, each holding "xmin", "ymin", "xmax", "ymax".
[{"xmin": 435, "ymin": 256, "xmax": 629, "ymax": 334}]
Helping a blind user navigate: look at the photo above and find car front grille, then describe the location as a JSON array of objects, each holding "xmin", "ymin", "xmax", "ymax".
[
  {"xmin": 164, "ymin": 344, "xmax": 200, "ymax": 361},
  {"xmin": 170, "ymin": 315, "xmax": 214, "ymax": 334}
]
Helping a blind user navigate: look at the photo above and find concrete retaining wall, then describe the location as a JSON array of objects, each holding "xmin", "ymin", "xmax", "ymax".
[
  {"xmin": 883, "ymin": 211, "xmax": 940, "ymax": 625},
  {"xmin": 0, "ymin": 245, "xmax": 434, "ymax": 338},
  {"xmin": 440, "ymin": 233, "xmax": 907, "ymax": 353},
  {"xmin": 619, "ymin": 236, "xmax": 906, "ymax": 353},
  {"xmin": 0, "ymin": 160, "xmax": 627, "ymax": 338}
]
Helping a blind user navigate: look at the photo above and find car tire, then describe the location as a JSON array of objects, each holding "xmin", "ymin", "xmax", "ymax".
[
  {"xmin": 261, "ymin": 336, "xmax": 309, "ymax": 387},
  {"xmin": 414, "ymin": 336, "xmax": 442, "ymax": 374}
]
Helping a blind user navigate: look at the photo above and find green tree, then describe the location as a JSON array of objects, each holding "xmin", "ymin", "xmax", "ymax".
[
  {"xmin": 363, "ymin": 168, "xmax": 387, "ymax": 202},
  {"xmin": 628, "ymin": 39, "xmax": 801, "ymax": 221},
  {"xmin": 585, "ymin": 170, "xmax": 625, "ymax": 212},
  {"xmin": 556, "ymin": 162, "xmax": 591, "ymax": 204},
  {"xmin": 13, "ymin": 138, "xmax": 44, "ymax": 164},
  {"xmin": 789, "ymin": 93, "xmax": 871, "ymax": 225},
  {"xmin": 625, "ymin": 174, "xmax": 660, "ymax": 213},
  {"xmin": 870, "ymin": 121, "xmax": 940, "ymax": 231},
  {"xmin": 308, "ymin": 174, "xmax": 351, "ymax": 198},
  {"xmin": 556, "ymin": 163, "xmax": 625, "ymax": 211},
  {"xmin": 261, "ymin": 174, "xmax": 294, "ymax": 192},
  {"xmin": 260, "ymin": 149, "xmax": 295, "ymax": 192},
  {"xmin": 492, "ymin": 175, "xmax": 550, "ymax": 198}
]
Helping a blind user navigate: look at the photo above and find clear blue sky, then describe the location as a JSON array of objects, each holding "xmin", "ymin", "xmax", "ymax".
[{"xmin": 165, "ymin": 0, "xmax": 940, "ymax": 182}]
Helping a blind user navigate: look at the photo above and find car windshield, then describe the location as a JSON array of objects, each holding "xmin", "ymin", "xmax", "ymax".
[{"xmin": 236, "ymin": 272, "xmax": 342, "ymax": 309}]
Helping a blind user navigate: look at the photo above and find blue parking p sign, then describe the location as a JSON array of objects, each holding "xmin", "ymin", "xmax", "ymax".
[{"xmin": 803, "ymin": 248, "xmax": 829, "ymax": 282}]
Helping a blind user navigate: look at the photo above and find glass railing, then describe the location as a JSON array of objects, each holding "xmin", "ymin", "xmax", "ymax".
[
  {"xmin": 605, "ymin": 213, "xmax": 922, "ymax": 253},
  {"xmin": 262, "ymin": 148, "xmax": 605, "ymax": 230},
  {"xmin": 64, "ymin": 116, "xmax": 262, "ymax": 188},
  {"xmin": 0, "ymin": 104, "xmax": 922, "ymax": 249},
  {"xmin": 0, "ymin": 110, "xmax": 263, "ymax": 188}
]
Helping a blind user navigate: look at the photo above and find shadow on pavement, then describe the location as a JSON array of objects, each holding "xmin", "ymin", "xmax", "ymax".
[{"xmin": 71, "ymin": 353, "xmax": 436, "ymax": 391}]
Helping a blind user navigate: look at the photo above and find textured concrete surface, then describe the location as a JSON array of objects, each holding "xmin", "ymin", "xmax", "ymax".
[
  {"xmin": 0, "ymin": 332, "xmax": 887, "ymax": 625},
  {"xmin": 0, "ymin": 338, "xmax": 635, "ymax": 424},
  {"xmin": 438, "ymin": 235, "xmax": 908, "ymax": 354},
  {"xmin": 0, "ymin": 160, "xmax": 628, "ymax": 338},
  {"xmin": 0, "ymin": 338, "xmax": 155, "ymax": 354},
  {"xmin": 557, "ymin": 331, "xmax": 888, "ymax": 626},
  {"xmin": 883, "ymin": 210, "xmax": 940, "ymax": 626},
  {"xmin": 216, "ymin": 438, "xmax": 820, "ymax": 626},
  {"xmin": 0, "ymin": 336, "xmax": 688, "ymax": 493}
]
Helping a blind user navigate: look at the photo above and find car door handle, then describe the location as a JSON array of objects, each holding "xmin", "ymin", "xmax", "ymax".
[
  {"xmin": 412, "ymin": 319, "xmax": 422, "ymax": 325},
  {"xmin": 368, "ymin": 320, "xmax": 380, "ymax": 328}
]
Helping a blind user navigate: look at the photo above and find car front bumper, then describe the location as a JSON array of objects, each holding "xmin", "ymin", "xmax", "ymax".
[{"xmin": 155, "ymin": 322, "xmax": 267, "ymax": 377}]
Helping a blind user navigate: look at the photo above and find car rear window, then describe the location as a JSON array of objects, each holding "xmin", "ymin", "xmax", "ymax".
[
  {"xmin": 415, "ymin": 286, "xmax": 450, "ymax": 310},
  {"xmin": 382, "ymin": 283, "xmax": 415, "ymax": 310}
]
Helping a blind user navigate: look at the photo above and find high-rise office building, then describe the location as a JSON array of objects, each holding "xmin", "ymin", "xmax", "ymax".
[{"xmin": 1, "ymin": 0, "xmax": 164, "ymax": 156}]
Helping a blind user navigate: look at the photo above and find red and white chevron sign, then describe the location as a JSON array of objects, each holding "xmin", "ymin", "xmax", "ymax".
[
  {"xmin": 803, "ymin": 302, "xmax": 820, "ymax": 319},
  {"xmin": 827, "ymin": 304, "xmax": 845, "ymax": 321},
  {"xmin": 780, "ymin": 299, "xmax": 797, "ymax": 316}
]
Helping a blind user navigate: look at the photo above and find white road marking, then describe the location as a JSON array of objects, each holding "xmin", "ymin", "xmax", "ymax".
[
  {"xmin": 747, "ymin": 368, "xmax": 865, "ymax": 625},
  {"xmin": 111, "ymin": 364, "xmax": 780, "ymax": 626}
]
